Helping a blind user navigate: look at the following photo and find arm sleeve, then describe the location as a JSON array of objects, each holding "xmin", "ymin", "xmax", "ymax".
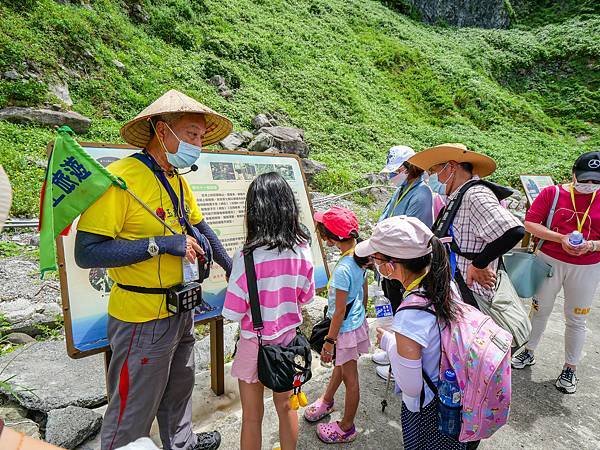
[
  {"xmin": 330, "ymin": 264, "xmax": 351, "ymax": 292},
  {"xmin": 381, "ymin": 331, "xmax": 424, "ymax": 404},
  {"xmin": 405, "ymin": 186, "xmax": 434, "ymax": 228},
  {"xmin": 74, "ymin": 230, "xmax": 186, "ymax": 269},
  {"xmin": 472, "ymin": 226, "xmax": 526, "ymax": 269},
  {"xmin": 194, "ymin": 219, "xmax": 233, "ymax": 277}
]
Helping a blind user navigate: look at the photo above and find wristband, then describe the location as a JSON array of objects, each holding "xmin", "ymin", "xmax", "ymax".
[{"xmin": 324, "ymin": 337, "xmax": 336, "ymax": 345}]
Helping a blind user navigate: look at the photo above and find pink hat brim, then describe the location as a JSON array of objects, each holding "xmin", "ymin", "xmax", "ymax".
[{"xmin": 313, "ymin": 211, "xmax": 325, "ymax": 223}]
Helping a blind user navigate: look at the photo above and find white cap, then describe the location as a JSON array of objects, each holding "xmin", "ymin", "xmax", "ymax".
[
  {"xmin": 380, "ymin": 145, "xmax": 415, "ymax": 174},
  {"xmin": 355, "ymin": 215, "xmax": 433, "ymax": 259}
]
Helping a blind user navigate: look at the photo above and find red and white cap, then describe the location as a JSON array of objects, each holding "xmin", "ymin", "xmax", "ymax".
[
  {"xmin": 355, "ymin": 215, "xmax": 433, "ymax": 259},
  {"xmin": 314, "ymin": 206, "xmax": 359, "ymax": 239}
]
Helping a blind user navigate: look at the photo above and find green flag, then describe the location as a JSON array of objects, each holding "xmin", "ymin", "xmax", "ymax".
[{"xmin": 39, "ymin": 126, "xmax": 126, "ymax": 277}]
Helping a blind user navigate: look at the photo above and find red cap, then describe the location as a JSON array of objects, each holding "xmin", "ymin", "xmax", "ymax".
[{"xmin": 314, "ymin": 206, "xmax": 359, "ymax": 239}]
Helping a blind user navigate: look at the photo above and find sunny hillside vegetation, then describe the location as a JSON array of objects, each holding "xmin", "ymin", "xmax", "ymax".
[{"xmin": 0, "ymin": 0, "xmax": 598, "ymax": 216}]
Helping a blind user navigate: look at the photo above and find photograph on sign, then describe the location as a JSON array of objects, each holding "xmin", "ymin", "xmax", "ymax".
[
  {"xmin": 519, "ymin": 175, "xmax": 555, "ymax": 205},
  {"xmin": 58, "ymin": 145, "xmax": 329, "ymax": 357}
]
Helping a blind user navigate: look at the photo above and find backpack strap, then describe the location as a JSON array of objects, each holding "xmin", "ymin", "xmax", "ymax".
[
  {"xmin": 536, "ymin": 185, "xmax": 560, "ymax": 252},
  {"xmin": 395, "ymin": 301, "xmax": 442, "ymax": 409},
  {"xmin": 243, "ymin": 251, "xmax": 264, "ymax": 334}
]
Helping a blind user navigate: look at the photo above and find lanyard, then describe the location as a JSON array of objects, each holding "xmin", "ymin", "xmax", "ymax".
[
  {"xmin": 387, "ymin": 180, "xmax": 416, "ymax": 218},
  {"xmin": 570, "ymin": 184, "xmax": 597, "ymax": 232},
  {"xmin": 327, "ymin": 248, "xmax": 355, "ymax": 290},
  {"xmin": 402, "ymin": 272, "xmax": 428, "ymax": 299}
]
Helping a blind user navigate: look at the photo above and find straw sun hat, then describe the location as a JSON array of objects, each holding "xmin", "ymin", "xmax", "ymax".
[
  {"xmin": 0, "ymin": 165, "xmax": 12, "ymax": 231},
  {"xmin": 408, "ymin": 143, "xmax": 497, "ymax": 178},
  {"xmin": 120, "ymin": 89, "xmax": 233, "ymax": 148}
]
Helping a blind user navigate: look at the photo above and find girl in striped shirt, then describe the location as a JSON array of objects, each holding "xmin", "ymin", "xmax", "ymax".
[{"xmin": 222, "ymin": 172, "xmax": 315, "ymax": 450}]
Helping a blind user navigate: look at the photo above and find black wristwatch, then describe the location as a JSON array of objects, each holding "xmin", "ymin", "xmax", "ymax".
[{"xmin": 324, "ymin": 336, "xmax": 336, "ymax": 346}]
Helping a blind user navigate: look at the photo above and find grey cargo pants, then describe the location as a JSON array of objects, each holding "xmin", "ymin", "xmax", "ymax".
[{"xmin": 101, "ymin": 311, "xmax": 198, "ymax": 450}]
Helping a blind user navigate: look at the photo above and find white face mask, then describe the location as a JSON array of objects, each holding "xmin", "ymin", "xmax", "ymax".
[
  {"xmin": 574, "ymin": 182, "xmax": 600, "ymax": 195},
  {"xmin": 374, "ymin": 261, "xmax": 392, "ymax": 280},
  {"xmin": 390, "ymin": 172, "xmax": 408, "ymax": 187}
]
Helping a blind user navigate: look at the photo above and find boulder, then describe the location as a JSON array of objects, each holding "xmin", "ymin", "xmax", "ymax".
[
  {"xmin": 0, "ymin": 340, "xmax": 106, "ymax": 412},
  {"xmin": 299, "ymin": 296, "xmax": 327, "ymax": 337},
  {"xmin": 0, "ymin": 107, "xmax": 91, "ymax": 134},
  {"xmin": 49, "ymin": 82, "xmax": 73, "ymax": 107},
  {"xmin": 300, "ymin": 159, "xmax": 327, "ymax": 184},
  {"xmin": 3, "ymin": 70, "xmax": 21, "ymax": 81},
  {"xmin": 45, "ymin": 406, "xmax": 102, "ymax": 449},
  {"xmin": 405, "ymin": 0, "xmax": 511, "ymax": 29},
  {"xmin": 208, "ymin": 75, "xmax": 226, "ymax": 88},
  {"xmin": 241, "ymin": 130, "xmax": 254, "ymax": 141},
  {"xmin": 5, "ymin": 332, "xmax": 36, "ymax": 345},
  {"xmin": 193, "ymin": 322, "xmax": 239, "ymax": 372},
  {"xmin": 364, "ymin": 172, "xmax": 388, "ymax": 185},
  {"xmin": 0, "ymin": 298, "xmax": 62, "ymax": 336},
  {"xmin": 219, "ymin": 132, "xmax": 248, "ymax": 150},
  {"xmin": 112, "ymin": 59, "xmax": 126, "ymax": 71},
  {"xmin": 247, "ymin": 132, "xmax": 274, "ymax": 152},
  {"xmin": 259, "ymin": 126, "xmax": 309, "ymax": 158},
  {"xmin": 128, "ymin": 1, "xmax": 150, "ymax": 23},
  {"xmin": 251, "ymin": 114, "xmax": 271, "ymax": 130},
  {"xmin": 0, "ymin": 403, "xmax": 40, "ymax": 439}
]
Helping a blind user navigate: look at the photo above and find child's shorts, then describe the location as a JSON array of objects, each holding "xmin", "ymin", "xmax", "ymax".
[
  {"xmin": 231, "ymin": 328, "xmax": 297, "ymax": 384},
  {"xmin": 335, "ymin": 319, "xmax": 370, "ymax": 366}
]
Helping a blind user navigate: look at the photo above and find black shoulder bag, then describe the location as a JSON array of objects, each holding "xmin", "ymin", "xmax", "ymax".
[
  {"xmin": 244, "ymin": 250, "xmax": 312, "ymax": 393},
  {"xmin": 309, "ymin": 299, "xmax": 355, "ymax": 354}
]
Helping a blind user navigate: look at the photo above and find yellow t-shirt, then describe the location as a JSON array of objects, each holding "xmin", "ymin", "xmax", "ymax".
[{"xmin": 77, "ymin": 156, "xmax": 203, "ymax": 323}]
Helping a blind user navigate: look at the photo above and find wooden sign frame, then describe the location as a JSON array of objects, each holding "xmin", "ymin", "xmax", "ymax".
[{"xmin": 53, "ymin": 142, "xmax": 330, "ymax": 395}]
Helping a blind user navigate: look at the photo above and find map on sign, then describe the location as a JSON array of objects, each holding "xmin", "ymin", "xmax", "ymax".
[
  {"xmin": 58, "ymin": 145, "xmax": 329, "ymax": 358},
  {"xmin": 519, "ymin": 175, "xmax": 555, "ymax": 205}
]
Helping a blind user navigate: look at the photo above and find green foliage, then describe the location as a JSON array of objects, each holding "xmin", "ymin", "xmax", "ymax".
[
  {"xmin": 0, "ymin": 0, "xmax": 597, "ymax": 218},
  {"xmin": 34, "ymin": 314, "xmax": 64, "ymax": 341}
]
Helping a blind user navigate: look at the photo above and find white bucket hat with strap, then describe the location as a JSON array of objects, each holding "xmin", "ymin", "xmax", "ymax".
[{"xmin": 120, "ymin": 89, "xmax": 233, "ymax": 148}]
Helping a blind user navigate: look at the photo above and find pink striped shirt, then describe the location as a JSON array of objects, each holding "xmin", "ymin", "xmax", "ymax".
[{"xmin": 222, "ymin": 243, "xmax": 315, "ymax": 340}]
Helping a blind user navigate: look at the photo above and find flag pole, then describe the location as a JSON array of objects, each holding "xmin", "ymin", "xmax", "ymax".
[{"xmin": 123, "ymin": 188, "xmax": 179, "ymax": 235}]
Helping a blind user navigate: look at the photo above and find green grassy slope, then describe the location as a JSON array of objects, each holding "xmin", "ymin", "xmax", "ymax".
[{"xmin": 0, "ymin": 0, "xmax": 598, "ymax": 216}]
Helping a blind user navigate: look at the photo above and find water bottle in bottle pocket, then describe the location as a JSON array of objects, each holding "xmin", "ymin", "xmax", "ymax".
[{"xmin": 438, "ymin": 369, "xmax": 462, "ymax": 438}]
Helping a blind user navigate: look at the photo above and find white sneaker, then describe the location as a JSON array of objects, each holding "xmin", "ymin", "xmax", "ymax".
[
  {"xmin": 511, "ymin": 349, "xmax": 535, "ymax": 369},
  {"xmin": 376, "ymin": 364, "xmax": 394, "ymax": 382},
  {"xmin": 555, "ymin": 367, "xmax": 578, "ymax": 394},
  {"xmin": 372, "ymin": 350, "xmax": 390, "ymax": 365}
]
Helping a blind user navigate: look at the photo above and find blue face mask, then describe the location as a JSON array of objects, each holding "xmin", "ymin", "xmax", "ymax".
[
  {"xmin": 428, "ymin": 173, "xmax": 446, "ymax": 196},
  {"xmin": 163, "ymin": 123, "xmax": 202, "ymax": 168}
]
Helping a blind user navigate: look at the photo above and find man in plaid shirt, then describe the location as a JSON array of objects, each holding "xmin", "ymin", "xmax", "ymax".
[{"xmin": 409, "ymin": 143, "xmax": 525, "ymax": 304}]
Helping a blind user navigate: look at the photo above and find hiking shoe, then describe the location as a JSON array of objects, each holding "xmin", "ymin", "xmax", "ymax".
[
  {"xmin": 376, "ymin": 364, "xmax": 394, "ymax": 382},
  {"xmin": 192, "ymin": 431, "xmax": 221, "ymax": 450},
  {"xmin": 555, "ymin": 367, "xmax": 578, "ymax": 394},
  {"xmin": 372, "ymin": 350, "xmax": 390, "ymax": 365},
  {"xmin": 511, "ymin": 349, "xmax": 535, "ymax": 369}
]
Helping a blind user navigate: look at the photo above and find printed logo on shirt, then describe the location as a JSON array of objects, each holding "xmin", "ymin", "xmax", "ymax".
[{"xmin": 573, "ymin": 307, "xmax": 591, "ymax": 315}]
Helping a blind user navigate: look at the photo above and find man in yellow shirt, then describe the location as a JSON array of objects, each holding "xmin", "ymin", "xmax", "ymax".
[{"xmin": 75, "ymin": 90, "xmax": 233, "ymax": 450}]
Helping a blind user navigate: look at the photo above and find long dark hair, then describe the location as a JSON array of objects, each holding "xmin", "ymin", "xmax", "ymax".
[
  {"xmin": 243, "ymin": 172, "xmax": 309, "ymax": 254},
  {"xmin": 384, "ymin": 236, "xmax": 458, "ymax": 324},
  {"xmin": 316, "ymin": 222, "xmax": 370, "ymax": 269}
]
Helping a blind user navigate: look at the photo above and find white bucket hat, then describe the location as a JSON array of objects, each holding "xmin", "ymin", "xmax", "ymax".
[
  {"xmin": 380, "ymin": 145, "xmax": 415, "ymax": 174},
  {"xmin": 0, "ymin": 165, "xmax": 12, "ymax": 232},
  {"xmin": 355, "ymin": 215, "xmax": 433, "ymax": 259}
]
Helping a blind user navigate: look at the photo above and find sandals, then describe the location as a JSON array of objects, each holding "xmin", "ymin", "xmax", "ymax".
[
  {"xmin": 303, "ymin": 398, "xmax": 334, "ymax": 422},
  {"xmin": 316, "ymin": 421, "xmax": 357, "ymax": 444}
]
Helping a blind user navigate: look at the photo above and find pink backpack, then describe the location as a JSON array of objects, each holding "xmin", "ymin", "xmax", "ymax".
[{"xmin": 400, "ymin": 294, "xmax": 512, "ymax": 442}]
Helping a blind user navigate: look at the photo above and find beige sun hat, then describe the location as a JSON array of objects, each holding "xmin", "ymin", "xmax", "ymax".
[
  {"xmin": 0, "ymin": 165, "xmax": 13, "ymax": 232},
  {"xmin": 120, "ymin": 89, "xmax": 233, "ymax": 148},
  {"xmin": 408, "ymin": 143, "xmax": 497, "ymax": 178}
]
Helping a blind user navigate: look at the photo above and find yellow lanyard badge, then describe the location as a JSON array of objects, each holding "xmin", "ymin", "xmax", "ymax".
[
  {"xmin": 327, "ymin": 247, "xmax": 355, "ymax": 290},
  {"xmin": 570, "ymin": 184, "xmax": 597, "ymax": 232},
  {"xmin": 388, "ymin": 181, "xmax": 416, "ymax": 218},
  {"xmin": 402, "ymin": 272, "xmax": 428, "ymax": 299}
]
